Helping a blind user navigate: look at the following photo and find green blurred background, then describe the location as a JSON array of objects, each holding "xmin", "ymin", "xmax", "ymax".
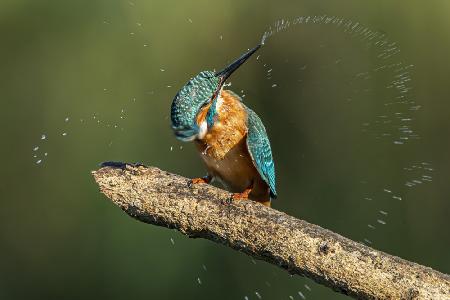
[{"xmin": 1, "ymin": 0, "xmax": 449, "ymax": 299}]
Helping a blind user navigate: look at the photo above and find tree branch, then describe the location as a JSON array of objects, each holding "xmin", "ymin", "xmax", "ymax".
[{"xmin": 92, "ymin": 164, "xmax": 450, "ymax": 300}]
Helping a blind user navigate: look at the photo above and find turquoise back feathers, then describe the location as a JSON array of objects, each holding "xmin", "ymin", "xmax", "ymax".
[{"xmin": 171, "ymin": 71, "xmax": 220, "ymax": 141}]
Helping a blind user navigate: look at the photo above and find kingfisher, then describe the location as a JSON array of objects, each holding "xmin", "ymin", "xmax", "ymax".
[{"xmin": 170, "ymin": 44, "xmax": 276, "ymax": 207}]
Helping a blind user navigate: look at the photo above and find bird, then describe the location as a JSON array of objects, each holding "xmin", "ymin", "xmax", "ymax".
[{"xmin": 170, "ymin": 44, "xmax": 276, "ymax": 207}]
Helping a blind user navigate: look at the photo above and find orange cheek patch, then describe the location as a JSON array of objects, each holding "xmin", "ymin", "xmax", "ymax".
[{"xmin": 195, "ymin": 102, "xmax": 212, "ymax": 125}]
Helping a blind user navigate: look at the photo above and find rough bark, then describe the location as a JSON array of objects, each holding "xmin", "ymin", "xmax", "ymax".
[{"xmin": 92, "ymin": 164, "xmax": 450, "ymax": 300}]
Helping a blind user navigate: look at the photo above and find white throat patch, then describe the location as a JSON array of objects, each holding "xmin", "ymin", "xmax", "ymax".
[
  {"xmin": 198, "ymin": 120, "xmax": 208, "ymax": 139},
  {"xmin": 197, "ymin": 92, "xmax": 224, "ymax": 140},
  {"xmin": 215, "ymin": 92, "xmax": 224, "ymax": 111}
]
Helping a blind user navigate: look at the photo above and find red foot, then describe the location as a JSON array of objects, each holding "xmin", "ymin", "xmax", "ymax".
[
  {"xmin": 191, "ymin": 178, "xmax": 208, "ymax": 184},
  {"xmin": 230, "ymin": 188, "xmax": 252, "ymax": 200},
  {"xmin": 188, "ymin": 176, "xmax": 211, "ymax": 187}
]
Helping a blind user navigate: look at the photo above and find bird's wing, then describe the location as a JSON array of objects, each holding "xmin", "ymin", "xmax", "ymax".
[{"xmin": 245, "ymin": 107, "xmax": 277, "ymax": 198}]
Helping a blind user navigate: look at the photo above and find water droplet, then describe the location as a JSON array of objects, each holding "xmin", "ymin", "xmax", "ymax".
[
  {"xmin": 255, "ymin": 291, "xmax": 261, "ymax": 299},
  {"xmin": 298, "ymin": 291, "xmax": 306, "ymax": 299},
  {"xmin": 36, "ymin": 160, "xmax": 42, "ymax": 164},
  {"xmin": 62, "ymin": 132, "xmax": 67, "ymax": 136},
  {"xmin": 33, "ymin": 146, "xmax": 39, "ymax": 151},
  {"xmin": 170, "ymin": 238, "xmax": 175, "ymax": 245},
  {"xmin": 363, "ymin": 238, "xmax": 372, "ymax": 244},
  {"xmin": 41, "ymin": 134, "xmax": 46, "ymax": 140},
  {"xmin": 271, "ymin": 84, "xmax": 277, "ymax": 88},
  {"xmin": 65, "ymin": 117, "xmax": 69, "ymax": 122},
  {"xmin": 197, "ymin": 277, "xmax": 202, "ymax": 285}
]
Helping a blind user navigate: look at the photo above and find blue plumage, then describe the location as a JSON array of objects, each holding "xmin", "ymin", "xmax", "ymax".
[
  {"xmin": 170, "ymin": 44, "xmax": 277, "ymax": 205},
  {"xmin": 245, "ymin": 107, "xmax": 277, "ymax": 199},
  {"xmin": 171, "ymin": 71, "xmax": 219, "ymax": 140}
]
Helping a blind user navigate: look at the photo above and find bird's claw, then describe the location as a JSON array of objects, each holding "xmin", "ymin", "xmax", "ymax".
[{"xmin": 188, "ymin": 177, "xmax": 208, "ymax": 188}]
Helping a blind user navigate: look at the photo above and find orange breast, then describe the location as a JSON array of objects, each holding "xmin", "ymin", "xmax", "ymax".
[
  {"xmin": 195, "ymin": 90, "xmax": 270, "ymax": 201},
  {"xmin": 195, "ymin": 90, "xmax": 248, "ymax": 159}
]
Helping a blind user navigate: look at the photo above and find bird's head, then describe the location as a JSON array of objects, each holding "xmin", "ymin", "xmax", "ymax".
[{"xmin": 171, "ymin": 44, "xmax": 261, "ymax": 141}]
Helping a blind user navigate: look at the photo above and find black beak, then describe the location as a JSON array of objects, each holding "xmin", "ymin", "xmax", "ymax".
[{"xmin": 215, "ymin": 44, "xmax": 261, "ymax": 87}]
